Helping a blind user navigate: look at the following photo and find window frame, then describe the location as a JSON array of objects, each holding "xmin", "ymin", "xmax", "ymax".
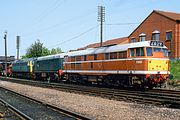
[
  {"xmin": 130, "ymin": 48, "xmax": 135, "ymax": 57},
  {"xmin": 131, "ymin": 38, "xmax": 136, "ymax": 43},
  {"xmin": 105, "ymin": 53, "xmax": 109, "ymax": 60},
  {"xmin": 94, "ymin": 54, "xmax": 97, "ymax": 60},
  {"xmin": 75, "ymin": 56, "xmax": 81, "ymax": 61},
  {"xmin": 139, "ymin": 33, "xmax": 146, "ymax": 42},
  {"xmin": 152, "ymin": 30, "xmax": 160, "ymax": 40},
  {"xmin": 84, "ymin": 55, "xmax": 87, "ymax": 61},
  {"xmin": 162, "ymin": 48, "xmax": 168, "ymax": 57},
  {"xmin": 136, "ymin": 47, "xmax": 145, "ymax": 56},
  {"xmin": 110, "ymin": 52, "xmax": 118, "ymax": 59},
  {"xmin": 166, "ymin": 31, "xmax": 172, "ymax": 41},
  {"xmin": 146, "ymin": 47, "xmax": 153, "ymax": 56}
]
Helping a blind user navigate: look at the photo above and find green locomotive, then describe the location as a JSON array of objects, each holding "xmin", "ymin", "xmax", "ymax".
[
  {"xmin": 34, "ymin": 54, "xmax": 64, "ymax": 81},
  {"xmin": 12, "ymin": 58, "xmax": 35, "ymax": 79},
  {"xmin": 12, "ymin": 54, "xmax": 65, "ymax": 81}
]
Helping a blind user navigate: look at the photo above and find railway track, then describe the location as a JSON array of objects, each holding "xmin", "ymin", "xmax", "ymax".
[
  {"xmin": 0, "ymin": 83, "xmax": 91, "ymax": 120},
  {"xmin": 0, "ymin": 97, "xmax": 32, "ymax": 120},
  {"xmin": 1, "ymin": 76, "xmax": 180, "ymax": 109}
]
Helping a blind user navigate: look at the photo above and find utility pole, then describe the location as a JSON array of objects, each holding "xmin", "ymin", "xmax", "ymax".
[
  {"xmin": 4, "ymin": 31, "xmax": 7, "ymax": 78},
  {"xmin": 98, "ymin": 6, "xmax": 105, "ymax": 47},
  {"xmin": 16, "ymin": 36, "xmax": 20, "ymax": 60}
]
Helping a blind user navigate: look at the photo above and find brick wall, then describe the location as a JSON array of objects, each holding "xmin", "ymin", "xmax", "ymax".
[
  {"xmin": 128, "ymin": 12, "xmax": 180, "ymax": 58},
  {"xmin": 175, "ymin": 23, "xmax": 180, "ymax": 58}
]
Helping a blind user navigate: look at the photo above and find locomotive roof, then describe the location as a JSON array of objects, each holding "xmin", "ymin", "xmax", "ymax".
[
  {"xmin": 128, "ymin": 40, "xmax": 167, "ymax": 48},
  {"xmin": 13, "ymin": 58, "xmax": 36, "ymax": 63},
  {"xmin": 37, "ymin": 53, "xmax": 66, "ymax": 61},
  {"xmin": 67, "ymin": 41, "xmax": 167, "ymax": 57}
]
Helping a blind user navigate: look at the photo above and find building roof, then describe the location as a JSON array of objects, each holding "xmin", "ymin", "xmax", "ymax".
[
  {"xmin": 0, "ymin": 56, "xmax": 15, "ymax": 62},
  {"xmin": 154, "ymin": 10, "xmax": 180, "ymax": 21},
  {"xmin": 83, "ymin": 37, "xmax": 129, "ymax": 49},
  {"xmin": 129, "ymin": 10, "xmax": 180, "ymax": 37}
]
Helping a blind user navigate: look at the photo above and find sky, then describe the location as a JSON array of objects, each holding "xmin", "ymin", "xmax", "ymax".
[{"xmin": 0, "ymin": 0, "xmax": 180, "ymax": 58}]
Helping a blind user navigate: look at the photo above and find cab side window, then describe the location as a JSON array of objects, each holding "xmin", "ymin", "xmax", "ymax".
[
  {"xmin": 154, "ymin": 48, "xmax": 161, "ymax": 52},
  {"xmin": 110, "ymin": 52, "xmax": 117, "ymax": 59},
  {"xmin": 162, "ymin": 48, "xmax": 168, "ymax": 57},
  {"xmin": 105, "ymin": 53, "xmax": 109, "ymax": 60},
  {"xmin": 94, "ymin": 54, "xmax": 97, "ymax": 60},
  {"xmin": 136, "ymin": 47, "xmax": 144, "ymax": 56},
  {"xmin": 146, "ymin": 47, "xmax": 152, "ymax": 56},
  {"xmin": 130, "ymin": 48, "xmax": 135, "ymax": 57}
]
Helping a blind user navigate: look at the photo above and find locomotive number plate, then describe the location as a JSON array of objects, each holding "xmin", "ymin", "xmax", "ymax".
[
  {"xmin": 136, "ymin": 61, "xmax": 142, "ymax": 64},
  {"xmin": 150, "ymin": 41, "xmax": 164, "ymax": 47}
]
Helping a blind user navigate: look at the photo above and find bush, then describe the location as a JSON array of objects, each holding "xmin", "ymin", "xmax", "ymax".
[{"xmin": 170, "ymin": 60, "xmax": 180, "ymax": 81}]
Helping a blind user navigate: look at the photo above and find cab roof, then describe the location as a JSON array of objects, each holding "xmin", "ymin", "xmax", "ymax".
[{"xmin": 66, "ymin": 40, "xmax": 167, "ymax": 57}]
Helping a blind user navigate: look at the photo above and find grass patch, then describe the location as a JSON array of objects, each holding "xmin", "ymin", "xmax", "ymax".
[{"xmin": 170, "ymin": 60, "xmax": 180, "ymax": 80}]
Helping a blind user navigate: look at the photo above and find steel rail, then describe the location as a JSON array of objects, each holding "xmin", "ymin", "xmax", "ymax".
[
  {"xmin": 0, "ymin": 76, "xmax": 180, "ymax": 109},
  {"xmin": 0, "ymin": 86, "xmax": 91, "ymax": 120},
  {"xmin": 0, "ymin": 98, "xmax": 33, "ymax": 120}
]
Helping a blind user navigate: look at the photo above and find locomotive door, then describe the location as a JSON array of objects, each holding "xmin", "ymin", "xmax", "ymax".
[
  {"xmin": 64, "ymin": 55, "xmax": 68, "ymax": 72},
  {"xmin": 128, "ymin": 48, "xmax": 136, "ymax": 74},
  {"xmin": 127, "ymin": 58, "xmax": 136, "ymax": 74}
]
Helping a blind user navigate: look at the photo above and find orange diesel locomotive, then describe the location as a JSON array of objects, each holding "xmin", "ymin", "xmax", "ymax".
[{"xmin": 63, "ymin": 41, "xmax": 170, "ymax": 88}]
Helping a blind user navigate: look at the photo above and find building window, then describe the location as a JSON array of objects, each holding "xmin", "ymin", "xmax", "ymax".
[
  {"xmin": 131, "ymin": 38, "xmax": 136, "ymax": 43},
  {"xmin": 152, "ymin": 30, "xmax": 160, "ymax": 40},
  {"xmin": 139, "ymin": 33, "xmax": 146, "ymax": 42},
  {"xmin": 166, "ymin": 31, "xmax": 172, "ymax": 41}
]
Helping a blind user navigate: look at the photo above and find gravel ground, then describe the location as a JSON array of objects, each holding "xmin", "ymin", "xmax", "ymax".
[
  {"xmin": 0, "ymin": 87, "xmax": 76, "ymax": 120},
  {"xmin": 0, "ymin": 81, "xmax": 179, "ymax": 120},
  {"xmin": 166, "ymin": 85, "xmax": 180, "ymax": 90}
]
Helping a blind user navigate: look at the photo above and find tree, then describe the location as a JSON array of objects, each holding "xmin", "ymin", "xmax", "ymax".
[
  {"xmin": 50, "ymin": 47, "xmax": 63, "ymax": 55},
  {"xmin": 42, "ymin": 47, "xmax": 51, "ymax": 56},
  {"xmin": 22, "ymin": 40, "xmax": 50, "ymax": 58}
]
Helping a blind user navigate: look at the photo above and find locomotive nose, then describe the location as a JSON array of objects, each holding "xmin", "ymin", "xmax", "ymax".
[{"xmin": 148, "ymin": 60, "xmax": 169, "ymax": 71}]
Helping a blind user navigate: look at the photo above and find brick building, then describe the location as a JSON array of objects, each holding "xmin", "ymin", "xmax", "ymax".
[
  {"xmin": 77, "ymin": 37, "xmax": 128, "ymax": 50},
  {"xmin": 129, "ymin": 10, "xmax": 180, "ymax": 59}
]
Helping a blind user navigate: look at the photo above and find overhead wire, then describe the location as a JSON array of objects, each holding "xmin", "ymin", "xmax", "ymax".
[
  {"xmin": 29, "ymin": 0, "xmax": 66, "ymax": 27},
  {"xmin": 34, "ymin": 0, "xmax": 60, "ymax": 21},
  {"xmin": 105, "ymin": 22, "xmax": 140, "ymax": 25},
  {"xmin": 21, "ymin": 6, "xmax": 96, "ymax": 38},
  {"xmin": 20, "ymin": 20, "xmax": 163, "ymax": 54},
  {"xmin": 21, "ymin": 22, "xmax": 140, "ymax": 52},
  {"xmin": 21, "ymin": 0, "xmax": 66, "ymax": 37},
  {"xmin": 47, "ymin": 24, "xmax": 99, "ymax": 49}
]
